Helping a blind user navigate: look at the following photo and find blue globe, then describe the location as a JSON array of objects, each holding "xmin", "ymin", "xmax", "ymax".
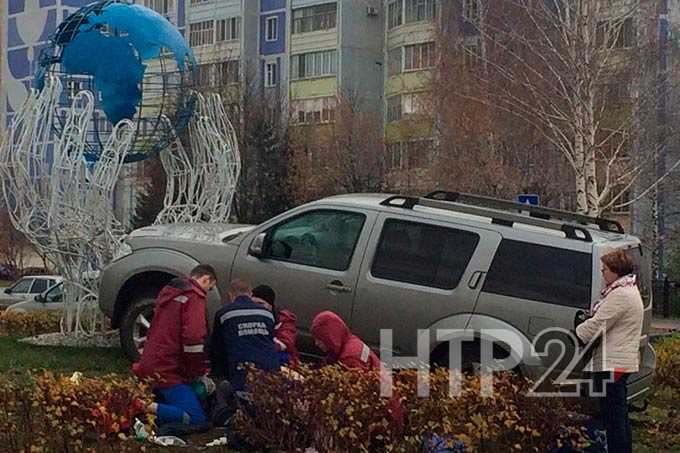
[{"xmin": 36, "ymin": 0, "xmax": 197, "ymax": 163}]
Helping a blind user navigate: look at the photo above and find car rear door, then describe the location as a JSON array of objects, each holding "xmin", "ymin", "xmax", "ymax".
[
  {"xmin": 473, "ymin": 236, "xmax": 593, "ymax": 385},
  {"xmin": 350, "ymin": 212, "xmax": 501, "ymax": 355},
  {"xmin": 231, "ymin": 206, "xmax": 379, "ymax": 355}
]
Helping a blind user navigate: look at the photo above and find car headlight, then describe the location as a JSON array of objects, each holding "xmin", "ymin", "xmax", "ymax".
[{"xmin": 112, "ymin": 241, "xmax": 133, "ymax": 262}]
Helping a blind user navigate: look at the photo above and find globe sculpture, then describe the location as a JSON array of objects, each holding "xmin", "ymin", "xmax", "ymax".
[
  {"xmin": 36, "ymin": 0, "xmax": 197, "ymax": 162},
  {"xmin": 0, "ymin": 0, "xmax": 240, "ymax": 341}
]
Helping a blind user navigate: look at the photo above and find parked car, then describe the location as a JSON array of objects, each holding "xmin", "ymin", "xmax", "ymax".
[
  {"xmin": 5, "ymin": 282, "xmax": 64, "ymax": 314},
  {"xmin": 99, "ymin": 191, "xmax": 655, "ymax": 402},
  {"xmin": 0, "ymin": 275, "xmax": 63, "ymax": 308}
]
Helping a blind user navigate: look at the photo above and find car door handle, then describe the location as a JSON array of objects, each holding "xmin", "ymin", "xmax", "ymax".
[
  {"xmin": 468, "ymin": 271, "xmax": 484, "ymax": 289},
  {"xmin": 326, "ymin": 281, "xmax": 353, "ymax": 293}
]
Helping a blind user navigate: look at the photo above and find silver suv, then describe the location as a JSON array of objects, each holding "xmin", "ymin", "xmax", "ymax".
[{"xmin": 99, "ymin": 191, "xmax": 655, "ymax": 401}]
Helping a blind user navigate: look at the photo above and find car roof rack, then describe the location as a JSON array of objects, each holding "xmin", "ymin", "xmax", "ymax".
[
  {"xmin": 380, "ymin": 194, "xmax": 604, "ymax": 243},
  {"xmin": 424, "ymin": 191, "xmax": 624, "ymax": 234}
]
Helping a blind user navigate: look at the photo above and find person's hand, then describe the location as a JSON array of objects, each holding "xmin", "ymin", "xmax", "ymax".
[
  {"xmin": 573, "ymin": 310, "xmax": 590, "ymax": 329},
  {"xmin": 198, "ymin": 374, "xmax": 216, "ymax": 395}
]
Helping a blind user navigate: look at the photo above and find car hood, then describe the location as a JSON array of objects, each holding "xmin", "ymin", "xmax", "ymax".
[{"xmin": 127, "ymin": 223, "xmax": 255, "ymax": 244}]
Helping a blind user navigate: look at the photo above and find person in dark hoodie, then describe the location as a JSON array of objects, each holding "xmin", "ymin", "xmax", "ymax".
[
  {"xmin": 211, "ymin": 279, "xmax": 279, "ymax": 391},
  {"xmin": 251, "ymin": 285, "xmax": 300, "ymax": 368},
  {"xmin": 310, "ymin": 310, "xmax": 380, "ymax": 370},
  {"xmin": 133, "ymin": 264, "xmax": 216, "ymax": 427}
]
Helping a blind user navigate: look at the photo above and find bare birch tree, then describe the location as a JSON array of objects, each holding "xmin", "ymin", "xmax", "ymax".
[{"xmin": 442, "ymin": 0, "xmax": 659, "ymax": 216}]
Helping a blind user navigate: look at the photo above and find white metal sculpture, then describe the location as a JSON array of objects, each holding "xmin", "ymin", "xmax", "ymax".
[
  {"xmin": 156, "ymin": 92, "xmax": 241, "ymax": 224},
  {"xmin": 0, "ymin": 76, "xmax": 133, "ymax": 336},
  {"xmin": 0, "ymin": 78, "xmax": 240, "ymax": 339}
]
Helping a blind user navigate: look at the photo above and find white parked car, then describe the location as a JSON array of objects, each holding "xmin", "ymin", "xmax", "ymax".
[
  {"xmin": 6, "ymin": 282, "xmax": 64, "ymax": 314},
  {"xmin": 0, "ymin": 275, "xmax": 63, "ymax": 308}
]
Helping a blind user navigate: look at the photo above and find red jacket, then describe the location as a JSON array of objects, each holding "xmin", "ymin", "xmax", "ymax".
[
  {"xmin": 311, "ymin": 311, "xmax": 380, "ymax": 370},
  {"xmin": 134, "ymin": 278, "xmax": 208, "ymax": 388},
  {"xmin": 311, "ymin": 311, "xmax": 404, "ymax": 430},
  {"xmin": 275, "ymin": 309, "xmax": 300, "ymax": 368}
]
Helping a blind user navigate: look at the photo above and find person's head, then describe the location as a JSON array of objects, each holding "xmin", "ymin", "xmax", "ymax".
[
  {"xmin": 190, "ymin": 264, "xmax": 217, "ymax": 292},
  {"xmin": 228, "ymin": 278, "xmax": 252, "ymax": 302},
  {"xmin": 600, "ymin": 249, "xmax": 635, "ymax": 286},
  {"xmin": 310, "ymin": 311, "xmax": 350, "ymax": 356},
  {"xmin": 252, "ymin": 285, "xmax": 276, "ymax": 311}
]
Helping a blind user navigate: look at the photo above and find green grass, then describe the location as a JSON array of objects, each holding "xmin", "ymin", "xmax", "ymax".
[
  {"xmin": 0, "ymin": 336, "xmax": 131, "ymax": 375},
  {"xmin": 0, "ymin": 280, "xmax": 11, "ymax": 288}
]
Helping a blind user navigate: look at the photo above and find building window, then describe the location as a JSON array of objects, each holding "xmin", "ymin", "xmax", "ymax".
[
  {"xmin": 293, "ymin": 97, "xmax": 337, "ymax": 124},
  {"xmin": 217, "ymin": 17, "xmax": 240, "ymax": 42},
  {"xmin": 291, "ymin": 49, "xmax": 337, "ymax": 80},
  {"xmin": 218, "ymin": 60, "xmax": 240, "ymax": 85},
  {"xmin": 66, "ymin": 79, "xmax": 81, "ymax": 99},
  {"xmin": 266, "ymin": 17, "xmax": 278, "ymax": 42},
  {"xmin": 404, "ymin": 0, "xmax": 437, "ymax": 24},
  {"xmin": 388, "ymin": 0, "xmax": 403, "ymax": 29},
  {"xmin": 463, "ymin": 43, "xmax": 480, "ymax": 67},
  {"xmin": 387, "ymin": 140, "xmax": 433, "ymax": 169},
  {"xmin": 387, "ymin": 95, "xmax": 402, "ymax": 122},
  {"xmin": 189, "ymin": 20, "xmax": 214, "ymax": 47},
  {"xmin": 404, "ymin": 41, "xmax": 436, "ymax": 71},
  {"xmin": 388, "ymin": 47, "xmax": 402, "ymax": 76},
  {"xmin": 265, "ymin": 61, "xmax": 278, "ymax": 87},
  {"xmin": 407, "ymin": 139, "xmax": 433, "ymax": 168},
  {"xmin": 462, "ymin": 0, "xmax": 479, "ymax": 22},
  {"xmin": 292, "ymin": 3, "xmax": 337, "ymax": 34},
  {"xmin": 189, "ymin": 0, "xmax": 207, "ymax": 4},
  {"xmin": 402, "ymin": 92, "xmax": 426, "ymax": 118},
  {"xmin": 387, "ymin": 142, "xmax": 406, "ymax": 169},
  {"xmin": 196, "ymin": 63, "xmax": 213, "ymax": 86},
  {"xmin": 144, "ymin": 0, "xmax": 173, "ymax": 16}
]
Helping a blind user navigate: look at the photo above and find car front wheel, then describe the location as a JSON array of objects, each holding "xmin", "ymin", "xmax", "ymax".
[{"xmin": 119, "ymin": 297, "xmax": 156, "ymax": 361}]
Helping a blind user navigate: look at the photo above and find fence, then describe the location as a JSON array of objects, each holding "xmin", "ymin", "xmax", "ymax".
[{"xmin": 653, "ymin": 278, "xmax": 680, "ymax": 318}]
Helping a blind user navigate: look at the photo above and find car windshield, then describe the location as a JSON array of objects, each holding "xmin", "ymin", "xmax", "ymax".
[{"xmin": 10, "ymin": 278, "xmax": 32, "ymax": 293}]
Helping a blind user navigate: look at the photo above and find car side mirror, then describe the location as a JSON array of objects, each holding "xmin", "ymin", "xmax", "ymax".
[
  {"xmin": 3, "ymin": 288, "xmax": 10, "ymax": 294},
  {"xmin": 249, "ymin": 233, "xmax": 267, "ymax": 258}
]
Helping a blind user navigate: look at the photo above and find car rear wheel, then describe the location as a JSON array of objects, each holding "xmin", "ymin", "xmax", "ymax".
[{"xmin": 120, "ymin": 297, "xmax": 156, "ymax": 361}]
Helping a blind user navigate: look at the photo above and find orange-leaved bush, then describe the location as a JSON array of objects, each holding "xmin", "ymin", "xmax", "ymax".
[
  {"xmin": 230, "ymin": 366, "xmax": 588, "ymax": 452},
  {"xmin": 0, "ymin": 372, "xmax": 154, "ymax": 452}
]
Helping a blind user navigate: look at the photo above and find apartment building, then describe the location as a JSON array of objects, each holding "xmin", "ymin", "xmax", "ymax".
[{"xmin": 383, "ymin": 0, "xmax": 439, "ymax": 191}]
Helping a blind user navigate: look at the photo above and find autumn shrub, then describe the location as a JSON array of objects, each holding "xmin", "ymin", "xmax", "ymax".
[
  {"xmin": 654, "ymin": 335, "xmax": 680, "ymax": 394},
  {"xmin": 0, "ymin": 310, "xmax": 62, "ymax": 337},
  {"xmin": 0, "ymin": 371, "xmax": 154, "ymax": 452},
  {"xmin": 230, "ymin": 366, "xmax": 588, "ymax": 452}
]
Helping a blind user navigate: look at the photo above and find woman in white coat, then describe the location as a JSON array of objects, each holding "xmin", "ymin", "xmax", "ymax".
[{"xmin": 576, "ymin": 248, "xmax": 644, "ymax": 453}]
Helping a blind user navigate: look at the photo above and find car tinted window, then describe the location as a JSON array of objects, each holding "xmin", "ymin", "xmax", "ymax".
[
  {"xmin": 31, "ymin": 279, "xmax": 49, "ymax": 294},
  {"xmin": 11, "ymin": 278, "xmax": 33, "ymax": 293},
  {"xmin": 482, "ymin": 240, "xmax": 592, "ymax": 308},
  {"xmin": 371, "ymin": 219, "xmax": 480, "ymax": 289},
  {"xmin": 267, "ymin": 210, "xmax": 366, "ymax": 271}
]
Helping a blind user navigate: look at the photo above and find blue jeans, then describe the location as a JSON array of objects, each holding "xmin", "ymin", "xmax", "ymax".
[
  {"xmin": 155, "ymin": 384, "xmax": 207, "ymax": 425},
  {"xmin": 593, "ymin": 372, "xmax": 631, "ymax": 453}
]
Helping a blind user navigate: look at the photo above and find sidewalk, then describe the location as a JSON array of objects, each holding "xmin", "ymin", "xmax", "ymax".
[{"xmin": 651, "ymin": 317, "xmax": 680, "ymax": 333}]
